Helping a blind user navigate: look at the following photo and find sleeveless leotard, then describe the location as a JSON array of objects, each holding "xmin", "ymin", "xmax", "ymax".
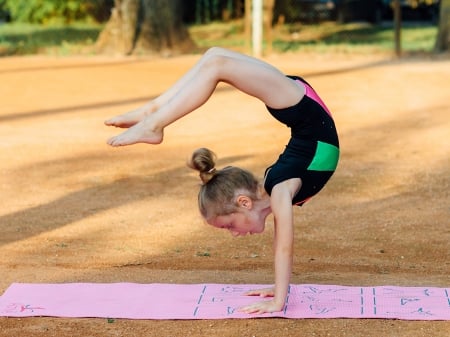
[{"xmin": 264, "ymin": 76, "xmax": 339, "ymax": 206}]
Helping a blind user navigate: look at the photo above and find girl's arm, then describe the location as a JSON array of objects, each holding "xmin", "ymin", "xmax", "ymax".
[
  {"xmin": 240, "ymin": 178, "xmax": 300, "ymax": 314},
  {"xmin": 271, "ymin": 181, "xmax": 295, "ymax": 307}
]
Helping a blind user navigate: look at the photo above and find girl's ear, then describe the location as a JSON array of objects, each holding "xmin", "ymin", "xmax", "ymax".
[{"xmin": 236, "ymin": 195, "xmax": 253, "ymax": 209}]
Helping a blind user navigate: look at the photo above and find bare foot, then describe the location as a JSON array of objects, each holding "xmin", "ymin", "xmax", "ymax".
[
  {"xmin": 107, "ymin": 118, "xmax": 164, "ymax": 146},
  {"xmin": 104, "ymin": 103, "xmax": 156, "ymax": 128}
]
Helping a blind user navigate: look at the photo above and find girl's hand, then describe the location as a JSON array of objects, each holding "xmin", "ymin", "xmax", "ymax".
[
  {"xmin": 239, "ymin": 299, "xmax": 284, "ymax": 314},
  {"xmin": 244, "ymin": 287, "xmax": 275, "ymax": 298},
  {"xmin": 240, "ymin": 288, "xmax": 284, "ymax": 314}
]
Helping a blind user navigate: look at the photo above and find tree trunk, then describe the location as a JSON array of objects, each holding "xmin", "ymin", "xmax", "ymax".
[
  {"xmin": 434, "ymin": 0, "xmax": 450, "ymax": 52},
  {"xmin": 393, "ymin": 0, "xmax": 402, "ymax": 57},
  {"xmin": 96, "ymin": 0, "xmax": 195, "ymax": 56}
]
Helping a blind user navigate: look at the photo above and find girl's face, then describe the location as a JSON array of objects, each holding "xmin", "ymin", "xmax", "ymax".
[{"xmin": 208, "ymin": 209, "xmax": 266, "ymax": 237}]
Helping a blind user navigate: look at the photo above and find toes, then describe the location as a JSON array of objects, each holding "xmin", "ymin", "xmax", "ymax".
[
  {"xmin": 104, "ymin": 118, "xmax": 118, "ymax": 126},
  {"xmin": 107, "ymin": 134, "xmax": 135, "ymax": 147},
  {"xmin": 106, "ymin": 137, "xmax": 115, "ymax": 146},
  {"xmin": 107, "ymin": 136, "xmax": 121, "ymax": 146}
]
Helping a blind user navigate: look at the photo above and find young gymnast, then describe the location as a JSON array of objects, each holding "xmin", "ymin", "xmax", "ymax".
[{"xmin": 105, "ymin": 47, "xmax": 339, "ymax": 314}]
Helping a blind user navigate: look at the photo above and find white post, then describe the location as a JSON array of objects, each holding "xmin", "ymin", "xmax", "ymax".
[{"xmin": 252, "ymin": 0, "xmax": 263, "ymax": 57}]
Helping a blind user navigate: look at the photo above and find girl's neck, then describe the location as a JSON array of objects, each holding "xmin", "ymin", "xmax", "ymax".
[{"xmin": 256, "ymin": 188, "xmax": 272, "ymax": 214}]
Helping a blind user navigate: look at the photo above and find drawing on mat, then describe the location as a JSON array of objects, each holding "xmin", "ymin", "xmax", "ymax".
[
  {"xmin": 3, "ymin": 303, "xmax": 45, "ymax": 313},
  {"xmin": 192, "ymin": 285, "xmax": 284, "ymax": 317},
  {"xmin": 190, "ymin": 284, "xmax": 449, "ymax": 319},
  {"xmin": 0, "ymin": 283, "xmax": 449, "ymax": 320}
]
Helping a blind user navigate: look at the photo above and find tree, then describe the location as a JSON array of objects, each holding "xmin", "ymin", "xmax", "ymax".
[
  {"xmin": 96, "ymin": 0, "xmax": 195, "ymax": 56},
  {"xmin": 434, "ymin": 0, "xmax": 450, "ymax": 52},
  {"xmin": 393, "ymin": 0, "xmax": 402, "ymax": 57}
]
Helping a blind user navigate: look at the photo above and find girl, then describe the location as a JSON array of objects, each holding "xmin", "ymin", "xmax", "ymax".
[{"xmin": 105, "ymin": 47, "xmax": 339, "ymax": 314}]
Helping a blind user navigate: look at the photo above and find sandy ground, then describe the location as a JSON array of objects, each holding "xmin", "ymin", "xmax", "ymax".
[{"xmin": 0, "ymin": 51, "xmax": 449, "ymax": 336}]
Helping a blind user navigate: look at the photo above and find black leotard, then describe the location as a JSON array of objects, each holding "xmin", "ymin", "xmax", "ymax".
[{"xmin": 264, "ymin": 76, "xmax": 339, "ymax": 206}]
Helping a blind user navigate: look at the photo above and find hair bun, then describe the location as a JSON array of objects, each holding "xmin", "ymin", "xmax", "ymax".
[{"xmin": 187, "ymin": 148, "xmax": 217, "ymax": 184}]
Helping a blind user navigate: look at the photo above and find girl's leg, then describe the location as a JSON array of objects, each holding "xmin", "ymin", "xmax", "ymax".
[
  {"xmin": 104, "ymin": 101, "xmax": 157, "ymax": 129},
  {"xmin": 107, "ymin": 47, "xmax": 304, "ymax": 146},
  {"xmin": 105, "ymin": 48, "xmax": 276, "ymax": 128},
  {"xmin": 105, "ymin": 55, "xmax": 214, "ymax": 128}
]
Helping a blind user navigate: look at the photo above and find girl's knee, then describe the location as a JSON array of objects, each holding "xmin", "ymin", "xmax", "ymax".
[
  {"xmin": 204, "ymin": 47, "xmax": 228, "ymax": 59},
  {"xmin": 202, "ymin": 49, "xmax": 229, "ymax": 70},
  {"xmin": 200, "ymin": 48, "xmax": 236, "ymax": 79}
]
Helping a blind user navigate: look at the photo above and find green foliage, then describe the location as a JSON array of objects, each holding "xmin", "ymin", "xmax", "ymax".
[
  {"xmin": 189, "ymin": 21, "xmax": 438, "ymax": 55},
  {"xmin": 0, "ymin": 20, "xmax": 438, "ymax": 57},
  {"xmin": 272, "ymin": 23, "xmax": 438, "ymax": 54},
  {"xmin": 0, "ymin": 22, "xmax": 102, "ymax": 56},
  {"xmin": 4, "ymin": 0, "xmax": 112, "ymax": 24}
]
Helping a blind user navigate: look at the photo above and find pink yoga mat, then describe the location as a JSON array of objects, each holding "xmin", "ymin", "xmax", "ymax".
[{"xmin": 0, "ymin": 283, "xmax": 449, "ymax": 320}]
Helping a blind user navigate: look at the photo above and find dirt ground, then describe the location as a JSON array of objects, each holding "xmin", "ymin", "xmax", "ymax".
[{"xmin": 0, "ymin": 51, "xmax": 449, "ymax": 337}]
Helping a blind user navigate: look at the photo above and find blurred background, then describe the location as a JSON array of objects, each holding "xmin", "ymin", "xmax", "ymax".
[
  {"xmin": 0, "ymin": 0, "xmax": 447, "ymax": 57},
  {"xmin": 0, "ymin": 4, "xmax": 449, "ymax": 337}
]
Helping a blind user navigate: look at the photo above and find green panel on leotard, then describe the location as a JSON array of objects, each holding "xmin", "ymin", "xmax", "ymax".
[{"xmin": 307, "ymin": 141, "xmax": 339, "ymax": 171}]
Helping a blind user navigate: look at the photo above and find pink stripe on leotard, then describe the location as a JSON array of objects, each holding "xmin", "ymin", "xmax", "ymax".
[{"xmin": 296, "ymin": 79, "xmax": 332, "ymax": 117}]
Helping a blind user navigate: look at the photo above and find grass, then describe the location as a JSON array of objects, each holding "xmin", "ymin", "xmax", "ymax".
[
  {"xmin": 189, "ymin": 20, "xmax": 438, "ymax": 55},
  {"xmin": 0, "ymin": 22, "xmax": 102, "ymax": 56},
  {"xmin": 0, "ymin": 20, "xmax": 438, "ymax": 57}
]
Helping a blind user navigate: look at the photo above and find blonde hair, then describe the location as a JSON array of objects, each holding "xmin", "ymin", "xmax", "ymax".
[{"xmin": 187, "ymin": 148, "xmax": 259, "ymax": 219}]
